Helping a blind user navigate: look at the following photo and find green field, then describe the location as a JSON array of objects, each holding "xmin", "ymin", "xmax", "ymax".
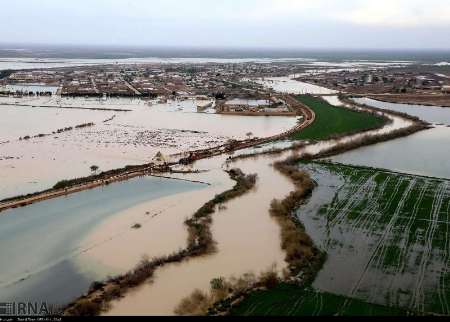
[
  {"xmin": 232, "ymin": 162, "xmax": 450, "ymax": 316},
  {"xmin": 291, "ymin": 95, "xmax": 385, "ymax": 140},
  {"xmin": 231, "ymin": 284, "xmax": 410, "ymax": 316}
]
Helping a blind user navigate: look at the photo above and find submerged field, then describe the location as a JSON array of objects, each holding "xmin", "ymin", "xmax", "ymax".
[
  {"xmin": 0, "ymin": 98, "xmax": 296, "ymax": 200},
  {"xmin": 233, "ymin": 162, "xmax": 450, "ymax": 316},
  {"xmin": 291, "ymin": 95, "xmax": 386, "ymax": 140}
]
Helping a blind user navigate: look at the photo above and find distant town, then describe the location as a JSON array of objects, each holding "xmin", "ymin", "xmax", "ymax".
[{"xmin": 1, "ymin": 60, "xmax": 449, "ymax": 108}]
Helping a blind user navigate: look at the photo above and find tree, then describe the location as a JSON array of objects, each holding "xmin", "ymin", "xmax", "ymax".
[
  {"xmin": 246, "ymin": 132, "xmax": 253, "ymax": 140},
  {"xmin": 90, "ymin": 165, "xmax": 99, "ymax": 175}
]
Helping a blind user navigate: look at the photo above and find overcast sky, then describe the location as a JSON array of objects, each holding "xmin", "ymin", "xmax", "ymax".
[{"xmin": 3, "ymin": 0, "xmax": 450, "ymax": 49}]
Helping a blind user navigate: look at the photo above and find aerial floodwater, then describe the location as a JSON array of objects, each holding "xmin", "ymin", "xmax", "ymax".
[
  {"xmin": 296, "ymin": 162, "xmax": 450, "ymax": 314},
  {"xmin": 353, "ymin": 97, "xmax": 450, "ymax": 125},
  {"xmin": 0, "ymin": 97, "xmax": 297, "ymax": 200},
  {"xmin": 255, "ymin": 76, "xmax": 338, "ymax": 95},
  {"xmin": 330, "ymin": 98, "xmax": 450, "ymax": 179},
  {"xmin": 1, "ymin": 42, "xmax": 450, "ymax": 318},
  {"xmin": 0, "ymin": 175, "xmax": 207, "ymax": 305}
]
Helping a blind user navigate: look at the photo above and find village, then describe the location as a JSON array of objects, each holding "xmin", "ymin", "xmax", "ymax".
[
  {"xmin": 298, "ymin": 67, "xmax": 450, "ymax": 94},
  {"xmin": 0, "ymin": 61, "xmax": 309, "ymax": 115}
]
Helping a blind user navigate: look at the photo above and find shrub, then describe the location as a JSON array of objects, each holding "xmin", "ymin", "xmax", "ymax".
[
  {"xmin": 68, "ymin": 299, "xmax": 102, "ymax": 316},
  {"xmin": 174, "ymin": 289, "xmax": 210, "ymax": 316},
  {"xmin": 259, "ymin": 266, "xmax": 280, "ymax": 289}
]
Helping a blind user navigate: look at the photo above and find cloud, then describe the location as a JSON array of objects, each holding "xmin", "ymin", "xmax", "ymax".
[
  {"xmin": 337, "ymin": 0, "xmax": 450, "ymax": 27},
  {"xmin": 243, "ymin": 0, "xmax": 325, "ymax": 21},
  {"xmin": 1, "ymin": 0, "xmax": 450, "ymax": 48}
]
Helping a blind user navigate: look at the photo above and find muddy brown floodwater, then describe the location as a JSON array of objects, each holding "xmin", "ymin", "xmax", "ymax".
[
  {"xmin": 0, "ymin": 98, "xmax": 297, "ymax": 200},
  {"xmin": 102, "ymin": 153, "xmax": 292, "ymax": 315},
  {"xmin": 99, "ymin": 99, "xmax": 415, "ymax": 315}
]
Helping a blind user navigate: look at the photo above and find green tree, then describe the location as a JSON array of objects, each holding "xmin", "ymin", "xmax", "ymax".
[{"xmin": 90, "ymin": 165, "xmax": 99, "ymax": 174}]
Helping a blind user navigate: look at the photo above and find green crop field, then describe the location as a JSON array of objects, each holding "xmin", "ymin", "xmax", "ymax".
[
  {"xmin": 291, "ymin": 95, "xmax": 385, "ymax": 140},
  {"xmin": 232, "ymin": 162, "xmax": 450, "ymax": 316},
  {"xmin": 231, "ymin": 284, "xmax": 410, "ymax": 316}
]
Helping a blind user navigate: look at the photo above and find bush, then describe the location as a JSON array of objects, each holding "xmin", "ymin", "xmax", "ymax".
[
  {"xmin": 174, "ymin": 289, "xmax": 210, "ymax": 316},
  {"xmin": 69, "ymin": 299, "xmax": 102, "ymax": 316},
  {"xmin": 259, "ymin": 267, "xmax": 280, "ymax": 289}
]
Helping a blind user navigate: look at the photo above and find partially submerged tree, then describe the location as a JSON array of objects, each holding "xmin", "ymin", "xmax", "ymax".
[{"xmin": 90, "ymin": 165, "xmax": 99, "ymax": 175}]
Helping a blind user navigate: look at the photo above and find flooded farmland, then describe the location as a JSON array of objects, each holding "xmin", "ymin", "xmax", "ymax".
[
  {"xmin": 297, "ymin": 162, "xmax": 450, "ymax": 314},
  {"xmin": 255, "ymin": 76, "xmax": 337, "ymax": 95},
  {"xmin": 1, "ymin": 48, "xmax": 449, "ymax": 317},
  {"xmin": 330, "ymin": 98, "xmax": 450, "ymax": 179},
  {"xmin": 330, "ymin": 126, "xmax": 450, "ymax": 180},
  {"xmin": 0, "ymin": 97, "xmax": 297, "ymax": 199},
  {"xmin": 352, "ymin": 97, "xmax": 450, "ymax": 125}
]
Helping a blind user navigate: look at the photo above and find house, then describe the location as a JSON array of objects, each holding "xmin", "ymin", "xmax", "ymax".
[
  {"xmin": 442, "ymin": 86, "xmax": 450, "ymax": 94},
  {"xmin": 152, "ymin": 151, "xmax": 167, "ymax": 164}
]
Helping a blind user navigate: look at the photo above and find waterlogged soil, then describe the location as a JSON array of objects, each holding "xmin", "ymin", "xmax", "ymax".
[{"xmin": 297, "ymin": 162, "xmax": 450, "ymax": 314}]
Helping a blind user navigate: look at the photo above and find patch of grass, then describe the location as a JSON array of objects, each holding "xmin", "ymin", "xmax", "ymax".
[{"xmin": 291, "ymin": 95, "xmax": 386, "ymax": 140}]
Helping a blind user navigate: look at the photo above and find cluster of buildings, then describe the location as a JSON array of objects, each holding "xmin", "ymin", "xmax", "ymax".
[
  {"xmin": 299, "ymin": 69, "xmax": 450, "ymax": 95},
  {"xmin": 0, "ymin": 62, "xmax": 302, "ymax": 115},
  {"xmin": 0, "ymin": 61, "xmax": 308, "ymax": 99},
  {"xmin": 217, "ymin": 97, "xmax": 294, "ymax": 116}
]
